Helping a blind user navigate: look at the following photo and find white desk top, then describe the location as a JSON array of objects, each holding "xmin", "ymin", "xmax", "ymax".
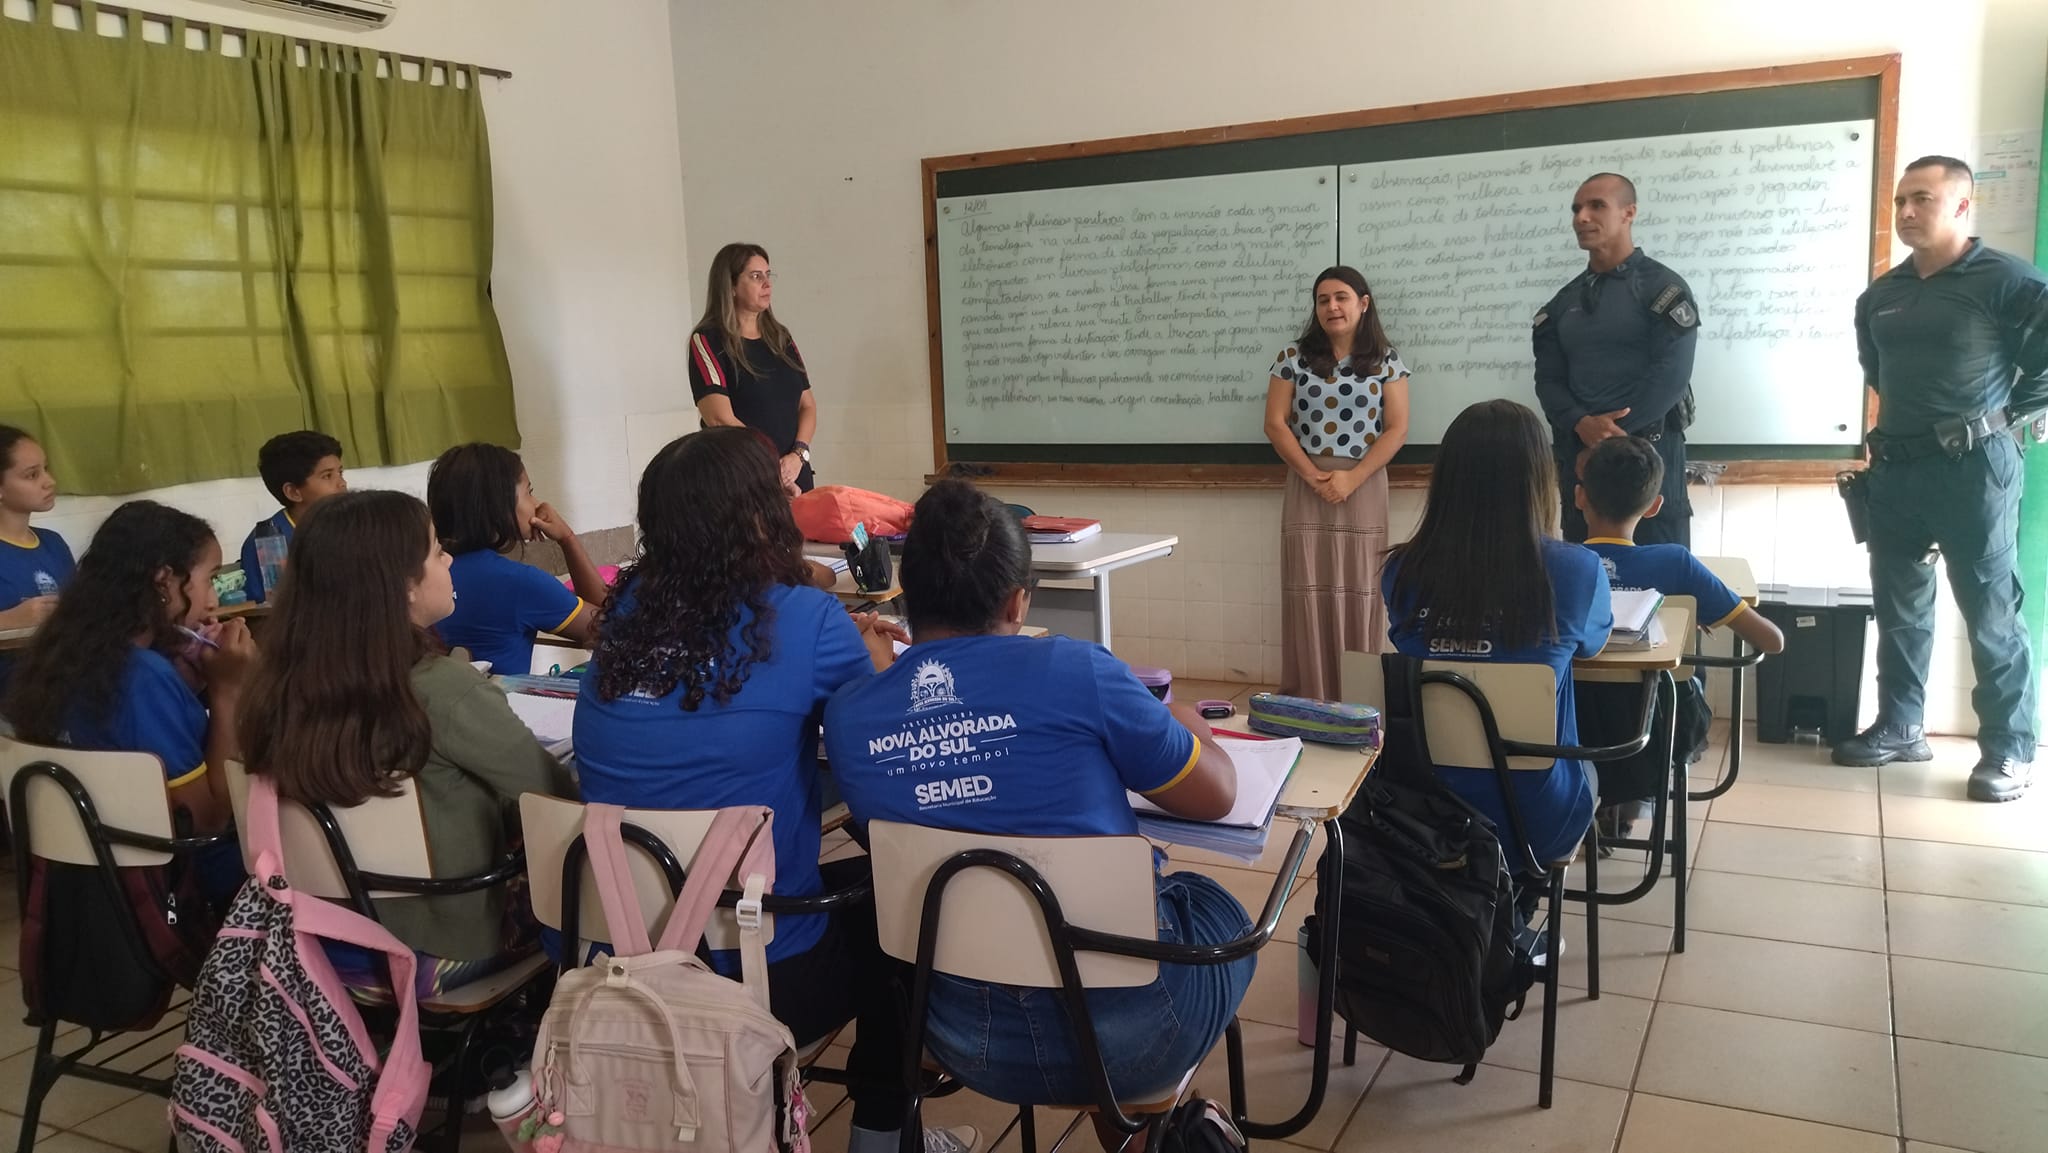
[
  {"xmin": 1698, "ymin": 555, "xmax": 1760, "ymax": 605},
  {"xmin": 1028, "ymin": 532, "xmax": 1179, "ymax": 575}
]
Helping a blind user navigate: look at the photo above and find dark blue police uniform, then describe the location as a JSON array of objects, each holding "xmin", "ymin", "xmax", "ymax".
[
  {"xmin": 1533, "ymin": 248, "xmax": 1700, "ymax": 547},
  {"xmin": 1857, "ymin": 239, "xmax": 2048, "ymax": 766}
]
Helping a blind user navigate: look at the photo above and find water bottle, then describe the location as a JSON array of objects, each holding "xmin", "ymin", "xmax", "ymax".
[
  {"xmin": 253, "ymin": 520, "xmax": 287, "ymax": 599},
  {"xmin": 487, "ymin": 1070, "xmax": 540, "ymax": 1152}
]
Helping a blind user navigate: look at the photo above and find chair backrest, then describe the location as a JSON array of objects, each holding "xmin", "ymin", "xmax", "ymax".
[
  {"xmin": 1415, "ymin": 661, "xmax": 1561, "ymax": 772},
  {"xmin": 866, "ymin": 819, "xmax": 1160, "ymax": 989},
  {"xmin": 0, "ymin": 738, "xmax": 174, "ymax": 867},
  {"xmin": 1340, "ymin": 649, "xmax": 1385, "ymax": 711},
  {"xmin": 518, "ymin": 793, "xmax": 774, "ymax": 955},
  {"xmin": 221, "ymin": 761, "xmax": 433, "ymax": 901},
  {"xmin": 528, "ymin": 642, "xmax": 592, "ymax": 676}
]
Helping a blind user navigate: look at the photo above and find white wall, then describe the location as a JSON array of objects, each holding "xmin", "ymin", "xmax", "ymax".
[
  {"xmin": 11, "ymin": 0, "xmax": 694, "ymax": 551},
  {"xmin": 672, "ymin": 0, "xmax": 2048, "ymax": 737}
]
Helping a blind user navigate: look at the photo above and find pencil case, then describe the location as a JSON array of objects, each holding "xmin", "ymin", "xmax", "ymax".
[{"xmin": 1246, "ymin": 693, "xmax": 1382, "ymax": 746}]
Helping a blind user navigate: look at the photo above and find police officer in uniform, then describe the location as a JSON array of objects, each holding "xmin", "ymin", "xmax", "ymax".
[
  {"xmin": 1833, "ymin": 156, "xmax": 2048, "ymax": 803},
  {"xmin": 1534, "ymin": 173, "xmax": 1701, "ymax": 547}
]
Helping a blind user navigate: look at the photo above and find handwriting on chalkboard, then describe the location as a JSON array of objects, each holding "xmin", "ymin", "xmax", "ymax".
[
  {"xmin": 938, "ymin": 169, "xmax": 1337, "ymax": 443},
  {"xmin": 1345, "ymin": 121, "xmax": 1872, "ymax": 445}
]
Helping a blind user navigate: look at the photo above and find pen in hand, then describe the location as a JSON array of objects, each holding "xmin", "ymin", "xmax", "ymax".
[{"xmin": 174, "ymin": 624, "xmax": 221, "ymax": 651}]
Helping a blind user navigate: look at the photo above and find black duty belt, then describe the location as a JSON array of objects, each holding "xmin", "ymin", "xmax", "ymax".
[{"xmin": 1870, "ymin": 410, "xmax": 2013, "ymax": 463}]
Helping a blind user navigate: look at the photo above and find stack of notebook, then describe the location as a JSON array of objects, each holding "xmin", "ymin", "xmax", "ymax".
[
  {"xmin": 1127, "ymin": 735, "xmax": 1301, "ymax": 863},
  {"xmin": 1607, "ymin": 588, "xmax": 1667, "ymax": 651}
]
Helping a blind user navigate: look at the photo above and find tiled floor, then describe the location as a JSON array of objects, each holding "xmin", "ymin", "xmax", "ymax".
[{"xmin": 10, "ymin": 688, "xmax": 2048, "ymax": 1152}]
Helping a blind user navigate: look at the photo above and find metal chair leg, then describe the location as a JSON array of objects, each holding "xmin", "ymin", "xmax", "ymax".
[
  {"xmin": 1342, "ymin": 1022, "xmax": 1358, "ymax": 1067},
  {"xmin": 17, "ymin": 1020, "xmax": 57, "ymax": 1153},
  {"xmin": 1019, "ymin": 1103, "xmax": 1037, "ymax": 1153},
  {"xmin": 1672, "ymin": 757, "xmax": 1689, "ymax": 953},
  {"xmin": 1583, "ymin": 827, "xmax": 1601, "ymax": 1001},
  {"xmin": 1538, "ymin": 866, "xmax": 1564, "ymax": 1110}
]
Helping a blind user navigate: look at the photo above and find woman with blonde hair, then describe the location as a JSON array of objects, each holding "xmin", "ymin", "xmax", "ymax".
[{"xmin": 688, "ymin": 242, "xmax": 821, "ymax": 492}]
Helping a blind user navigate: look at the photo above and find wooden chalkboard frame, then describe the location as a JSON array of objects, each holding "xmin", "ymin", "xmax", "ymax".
[{"xmin": 920, "ymin": 55, "xmax": 1900, "ymax": 488}]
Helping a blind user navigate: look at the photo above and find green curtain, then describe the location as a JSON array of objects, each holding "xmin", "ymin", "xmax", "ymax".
[{"xmin": 0, "ymin": 0, "xmax": 517, "ymax": 494}]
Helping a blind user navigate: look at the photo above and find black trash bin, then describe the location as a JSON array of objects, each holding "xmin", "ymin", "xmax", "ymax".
[{"xmin": 1754, "ymin": 586, "xmax": 1875, "ymax": 745}]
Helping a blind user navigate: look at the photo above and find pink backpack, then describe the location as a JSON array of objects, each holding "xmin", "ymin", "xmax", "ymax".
[
  {"xmin": 524, "ymin": 804, "xmax": 806, "ymax": 1153},
  {"xmin": 171, "ymin": 772, "xmax": 432, "ymax": 1153}
]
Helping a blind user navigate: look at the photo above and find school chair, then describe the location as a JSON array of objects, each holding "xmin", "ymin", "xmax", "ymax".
[
  {"xmin": 1570, "ymin": 598, "xmax": 1697, "ymax": 949},
  {"xmin": 868, "ymin": 818, "xmax": 1317, "ymax": 1153},
  {"xmin": 1680, "ymin": 612, "xmax": 1770, "ymax": 804},
  {"xmin": 517, "ymin": 794, "xmax": 877, "ymax": 1078},
  {"xmin": 1362, "ymin": 656, "xmax": 1660, "ymax": 1107},
  {"xmin": 0, "ymin": 739, "xmax": 236, "ymax": 1153},
  {"xmin": 220, "ymin": 762, "xmax": 552, "ymax": 1153}
]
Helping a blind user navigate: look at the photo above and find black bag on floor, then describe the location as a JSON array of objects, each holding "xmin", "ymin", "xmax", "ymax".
[
  {"xmin": 1304, "ymin": 655, "xmax": 1535, "ymax": 1078},
  {"xmin": 1157, "ymin": 1098, "xmax": 1246, "ymax": 1153}
]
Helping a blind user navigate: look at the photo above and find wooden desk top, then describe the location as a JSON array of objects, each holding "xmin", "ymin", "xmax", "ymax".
[
  {"xmin": 0, "ymin": 599, "xmax": 273, "ymax": 652},
  {"xmin": 1275, "ymin": 741, "xmax": 1378, "ymax": 822},
  {"xmin": 1575, "ymin": 605, "xmax": 1689, "ymax": 672},
  {"xmin": 1698, "ymin": 556, "xmax": 1760, "ymax": 605},
  {"xmin": 829, "ymin": 572, "xmax": 903, "ymax": 606}
]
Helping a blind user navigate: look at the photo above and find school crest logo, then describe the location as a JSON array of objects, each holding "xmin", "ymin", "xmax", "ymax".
[
  {"xmin": 32, "ymin": 570, "xmax": 56, "ymax": 596},
  {"xmin": 908, "ymin": 659, "xmax": 962, "ymax": 713}
]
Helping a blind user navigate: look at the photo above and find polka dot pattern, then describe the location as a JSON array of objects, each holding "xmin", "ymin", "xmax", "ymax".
[{"xmin": 1274, "ymin": 346, "xmax": 1407, "ymax": 460}]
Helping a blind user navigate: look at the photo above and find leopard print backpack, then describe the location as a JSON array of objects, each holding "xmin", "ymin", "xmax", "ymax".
[{"xmin": 170, "ymin": 772, "xmax": 432, "ymax": 1153}]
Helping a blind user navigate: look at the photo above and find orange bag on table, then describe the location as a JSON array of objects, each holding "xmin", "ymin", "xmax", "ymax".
[{"xmin": 791, "ymin": 485, "xmax": 915, "ymax": 543}]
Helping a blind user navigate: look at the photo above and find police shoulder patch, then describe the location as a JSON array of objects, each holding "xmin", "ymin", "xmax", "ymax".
[
  {"xmin": 1649, "ymin": 285, "xmax": 1682, "ymax": 315},
  {"xmin": 1532, "ymin": 309, "xmax": 1549, "ymax": 328},
  {"xmin": 1669, "ymin": 300, "xmax": 1698, "ymax": 328}
]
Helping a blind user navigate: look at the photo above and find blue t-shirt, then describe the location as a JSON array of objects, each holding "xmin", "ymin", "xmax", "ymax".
[
  {"xmin": 573, "ymin": 582, "xmax": 871, "ymax": 965},
  {"xmin": 824, "ymin": 635, "xmax": 1198, "ymax": 839},
  {"xmin": 1382, "ymin": 538, "xmax": 1612, "ymax": 866},
  {"xmin": 0, "ymin": 528, "xmax": 74, "ymax": 610},
  {"xmin": 238, "ymin": 510, "xmax": 294, "ymax": 604},
  {"xmin": 439, "ymin": 550, "xmax": 586, "ymax": 676},
  {"xmin": 62, "ymin": 646, "xmax": 243, "ymax": 895},
  {"xmin": 1583, "ymin": 538, "xmax": 1745, "ymax": 630}
]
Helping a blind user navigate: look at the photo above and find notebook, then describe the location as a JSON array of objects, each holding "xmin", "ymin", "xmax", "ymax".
[
  {"xmin": 1608, "ymin": 588, "xmax": 1667, "ymax": 651},
  {"xmin": 1021, "ymin": 516, "xmax": 1103, "ymax": 545},
  {"xmin": 1127, "ymin": 736, "xmax": 1301, "ymax": 862}
]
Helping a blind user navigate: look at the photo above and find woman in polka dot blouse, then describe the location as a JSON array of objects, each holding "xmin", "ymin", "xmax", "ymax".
[{"xmin": 1261, "ymin": 265, "xmax": 1411, "ymax": 698}]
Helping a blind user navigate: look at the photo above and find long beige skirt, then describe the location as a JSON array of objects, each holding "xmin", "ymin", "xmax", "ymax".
[{"xmin": 1279, "ymin": 455, "xmax": 1390, "ymax": 700}]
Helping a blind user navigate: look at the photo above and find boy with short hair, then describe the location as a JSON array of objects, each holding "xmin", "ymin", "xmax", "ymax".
[
  {"xmin": 1575, "ymin": 436, "xmax": 1784, "ymax": 830},
  {"xmin": 240, "ymin": 431, "xmax": 347, "ymax": 603}
]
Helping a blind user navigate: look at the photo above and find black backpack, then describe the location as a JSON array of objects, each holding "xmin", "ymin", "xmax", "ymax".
[
  {"xmin": 1303, "ymin": 655, "xmax": 1536, "ymax": 1079},
  {"xmin": 1158, "ymin": 1098, "xmax": 1247, "ymax": 1153}
]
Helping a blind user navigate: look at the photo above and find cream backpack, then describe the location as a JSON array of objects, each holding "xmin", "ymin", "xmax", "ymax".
[{"xmin": 529, "ymin": 804, "xmax": 806, "ymax": 1152}]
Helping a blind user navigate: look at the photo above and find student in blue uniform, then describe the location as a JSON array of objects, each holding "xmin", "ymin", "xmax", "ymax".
[
  {"xmin": 572, "ymin": 428, "xmax": 951, "ymax": 1153},
  {"xmin": 0, "ymin": 426, "xmax": 74, "ymax": 634},
  {"xmin": 1381, "ymin": 399, "xmax": 1612, "ymax": 868},
  {"xmin": 827, "ymin": 479, "xmax": 1252, "ymax": 1132},
  {"xmin": 238, "ymin": 431, "xmax": 348, "ymax": 604},
  {"xmin": 4, "ymin": 501, "xmax": 255, "ymax": 899},
  {"xmin": 1573, "ymin": 436, "xmax": 1784, "ymax": 828},
  {"xmin": 427, "ymin": 443, "xmax": 607, "ymax": 674}
]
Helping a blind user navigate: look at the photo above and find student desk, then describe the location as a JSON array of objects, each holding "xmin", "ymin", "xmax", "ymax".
[
  {"xmin": 0, "ymin": 600, "xmax": 274, "ymax": 652},
  {"xmin": 1227, "ymin": 739, "xmax": 1379, "ymax": 1141},
  {"xmin": 825, "ymin": 569, "xmax": 903, "ymax": 611},
  {"xmin": 1688, "ymin": 556, "xmax": 1764, "ymax": 805},
  {"xmin": 1021, "ymin": 532, "xmax": 1178, "ymax": 649},
  {"xmin": 1573, "ymin": 605, "xmax": 1691, "ymax": 946},
  {"xmin": 807, "ymin": 533, "xmax": 1177, "ymax": 648}
]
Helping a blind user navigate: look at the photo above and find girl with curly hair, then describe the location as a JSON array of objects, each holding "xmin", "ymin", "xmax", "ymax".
[
  {"xmin": 5, "ymin": 500, "xmax": 256, "ymax": 897},
  {"xmin": 574, "ymin": 427, "xmax": 968, "ymax": 1153}
]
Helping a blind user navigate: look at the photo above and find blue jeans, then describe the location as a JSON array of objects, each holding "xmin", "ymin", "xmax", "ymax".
[{"xmin": 922, "ymin": 871, "xmax": 1256, "ymax": 1106}]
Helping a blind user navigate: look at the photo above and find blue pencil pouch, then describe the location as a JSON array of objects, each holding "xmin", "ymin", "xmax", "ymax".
[{"xmin": 1246, "ymin": 693, "xmax": 1382, "ymax": 746}]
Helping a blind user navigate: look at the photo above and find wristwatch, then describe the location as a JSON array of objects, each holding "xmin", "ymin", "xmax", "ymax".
[{"xmin": 791, "ymin": 440, "xmax": 811, "ymax": 464}]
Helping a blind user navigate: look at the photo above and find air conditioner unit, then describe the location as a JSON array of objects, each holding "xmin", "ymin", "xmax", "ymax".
[{"xmin": 210, "ymin": 0, "xmax": 396, "ymax": 30}]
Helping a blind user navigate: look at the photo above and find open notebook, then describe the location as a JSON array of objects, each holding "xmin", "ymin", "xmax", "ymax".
[
  {"xmin": 1127, "ymin": 736, "xmax": 1302, "ymax": 862},
  {"xmin": 1608, "ymin": 588, "xmax": 1666, "ymax": 651}
]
